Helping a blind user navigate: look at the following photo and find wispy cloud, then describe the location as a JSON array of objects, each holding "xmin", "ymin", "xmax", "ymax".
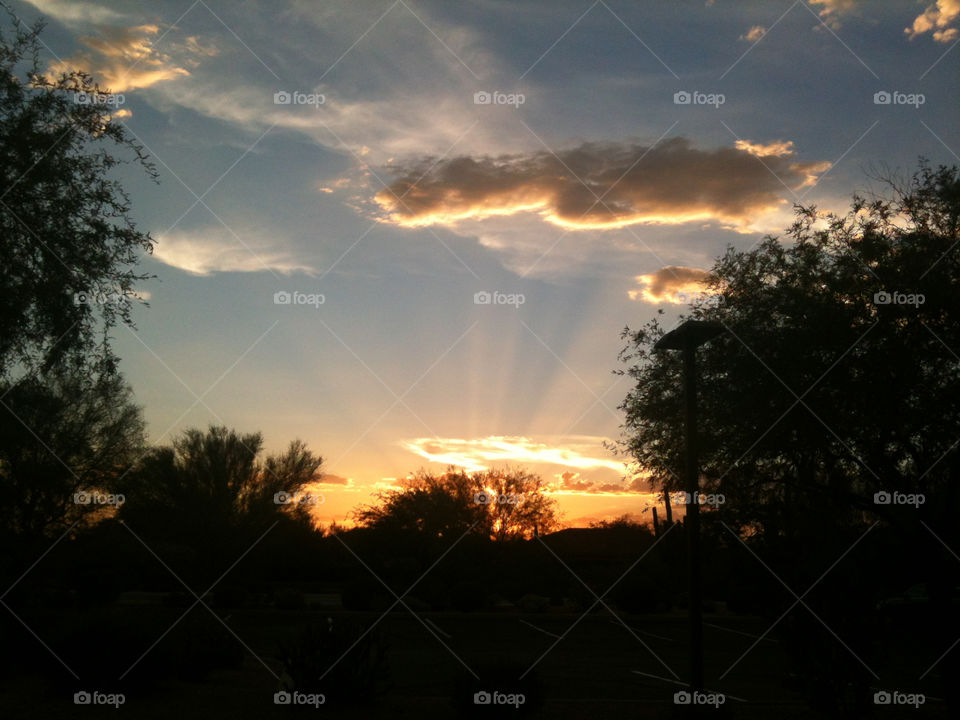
[
  {"xmin": 153, "ymin": 228, "xmax": 317, "ymax": 276},
  {"xmin": 47, "ymin": 23, "xmax": 215, "ymax": 92},
  {"xmin": 22, "ymin": 0, "xmax": 125, "ymax": 25},
  {"xmin": 401, "ymin": 435, "xmax": 624, "ymax": 473}
]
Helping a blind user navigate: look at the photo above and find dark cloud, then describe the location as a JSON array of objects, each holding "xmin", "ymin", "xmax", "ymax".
[{"xmin": 375, "ymin": 137, "xmax": 829, "ymax": 230}]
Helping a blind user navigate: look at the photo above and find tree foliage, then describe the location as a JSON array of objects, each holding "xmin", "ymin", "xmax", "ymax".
[
  {"xmin": 0, "ymin": 361, "xmax": 145, "ymax": 541},
  {"xmin": 618, "ymin": 162, "xmax": 960, "ymax": 536},
  {"xmin": 118, "ymin": 426, "xmax": 324, "ymax": 544},
  {"xmin": 355, "ymin": 466, "xmax": 560, "ymax": 542},
  {"xmin": 0, "ymin": 10, "xmax": 156, "ymax": 380}
]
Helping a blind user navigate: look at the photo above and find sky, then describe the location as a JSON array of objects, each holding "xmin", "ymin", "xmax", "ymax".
[{"xmin": 13, "ymin": 0, "xmax": 960, "ymax": 527}]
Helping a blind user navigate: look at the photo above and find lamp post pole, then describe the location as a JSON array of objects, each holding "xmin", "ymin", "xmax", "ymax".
[
  {"xmin": 654, "ymin": 320, "xmax": 724, "ymax": 694},
  {"xmin": 682, "ymin": 339, "xmax": 704, "ymax": 692}
]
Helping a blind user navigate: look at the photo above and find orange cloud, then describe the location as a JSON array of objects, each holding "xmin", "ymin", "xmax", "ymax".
[
  {"xmin": 401, "ymin": 436, "xmax": 624, "ymax": 473},
  {"xmin": 556, "ymin": 471, "xmax": 594, "ymax": 492},
  {"xmin": 739, "ymin": 25, "xmax": 766, "ymax": 42},
  {"xmin": 734, "ymin": 139, "xmax": 795, "ymax": 157},
  {"xmin": 374, "ymin": 138, "xmax": 829, "ymax": 231},
  {"xmin": 47, "ymin": 24, "xmax": 211, "ymax": 92},
  {"xmin": 628, "ymin": 266, "xmax": 713, "ymax": 304},
  {"xmin": 809, "ymin": 0, "xmax": 859, "ymax": 29},
  {"xmin": 552, "ymin": 471, "xmax": 651, "ymax": 495},
  {"xmin": 906, "ymin": 0, "xmax": 960, "ymax": 42}
]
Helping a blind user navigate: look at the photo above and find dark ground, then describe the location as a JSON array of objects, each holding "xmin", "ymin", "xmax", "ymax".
[{"xmin": 0, "ymin": 601, "xmax": 949, "ymax": 718}]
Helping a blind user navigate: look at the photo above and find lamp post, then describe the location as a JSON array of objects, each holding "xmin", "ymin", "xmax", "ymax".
[{"xmin": 654, "ymin": 320, "xmax": 724, "ymax": 693}]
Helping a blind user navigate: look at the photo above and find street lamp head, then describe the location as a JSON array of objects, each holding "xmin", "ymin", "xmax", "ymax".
[{"xmin": 654, "ymin": 320, "xmax": 725, "ymax": 351}]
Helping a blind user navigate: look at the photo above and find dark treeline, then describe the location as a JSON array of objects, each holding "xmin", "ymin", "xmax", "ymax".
[{"xmin": 617, "ymin": 159, "xmax": 960, "ymax": 716}]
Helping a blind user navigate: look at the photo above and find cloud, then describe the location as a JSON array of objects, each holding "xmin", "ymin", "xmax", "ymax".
[
  {"xmin": 555, "ymin": 471, "xmax": 595, "ymax": 492},
  {"xmin": 401, "ymin": 436, "xmax": 624, "ymax": 473},
  {"xmin": 47, "ymin": 24, "xmax": 209, "ymax": 92},
  {"xmin": 740, "ymin": 25, "xmax": 766, "ymax": 42},
  {"xmin": 373, "ymin": 138, "xmax": 830, "ymax": 232},
  {"xmin": 628, "ymin": 266, "xmax": 712, "ymax": 304},
  {"xmin": 552, "ymin": 471, "xmax": 650, "ymax": 495},
  {"xmin": 139, "ymin": 3, "xmax": 521, "ymax": 165},
  {"xmin": 317, "ymin": 473, "xmax": 351, "ymax": 485},
  {"xmin": 906, "ymin": 0, "xmax": 960, "ymax": 42},
  {"xmin": 153, "ymin": 228, "xmax": 317, "ymax": 276},
  {"xmin": 734, "ymin": 139, "xmax": 795, "ymax": 157},
  {"xmin": 808, "ymin": 0, "xmax": 859, "ymax": 29},
  {"xmin": 22, "ymin": 0, "xmax": 125, "ymax": 25},
  {"xmin": 152, "ymin": 77, "xmax": 531, "ymax": 172}
]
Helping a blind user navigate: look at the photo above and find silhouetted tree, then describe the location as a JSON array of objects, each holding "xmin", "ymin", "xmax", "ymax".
[
  {"xmin": 355, "ymin": 466, "xmax": 559, "ymax": 541},
  {"xmin": 618, "ymin": 161, "xmax": 960, "ymax": 714},
  {"xmin": 0, "ymin": 8, "xmax": 156, "ymax": 381},
  {"xmin": 476, "ymin": 467, "xmax": 559, "ymax": 541},
  {"xmin": 118, "ymin": 426, "xmax": 323, "ymax": 556},
  {"xmin": 619, "ymin": 161, "xmax": 960, "ymax": 536},
  {"xmin": 354, "ymin": 468, "xmax": 486, "ymax": 539},
  {"xmin": 0, "ymin": 359, "xmax": 145, "ymax": 543}
]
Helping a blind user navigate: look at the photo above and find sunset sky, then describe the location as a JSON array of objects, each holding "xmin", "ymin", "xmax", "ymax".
[{"xmin": 16, "ymin": 0, "xmax": 959, "ymax": 526}]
